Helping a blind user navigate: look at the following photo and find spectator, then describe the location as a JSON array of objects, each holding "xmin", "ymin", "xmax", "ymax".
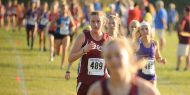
[
  {"xmin": 144, "ymin": 6, "xmax": 153, "ymax": 24},
  {"xmin": 123, "ymin": 0, "xmax": 134, "ymax": 28},
  {"xmin": 93, "ymin": 0, "xmax": 101, "ymax": 11},
  {"xmin": 154, "ymin": 0, "xmax": 167, "ymax": 51},
  {"xmin": 127, "ymin": 2, "xmax": 141, "ymax": 29},
  {"xmin": 144, "ymin": 5, "xmax": 156, "ymax": 38},
  {"xmin": 176, "ymin": 5, "xmax": 190, "ymax": 71},
  {"xmin": 114, "ymin": 0, "xmax": 123, "ymax": 17},
  {"xmin": 82, "ymin": 1, "xmax": 93, "ymax": 30},
  {"xmin": 168, "ymin": 3, "xmax": 179, "ymax": 35}
]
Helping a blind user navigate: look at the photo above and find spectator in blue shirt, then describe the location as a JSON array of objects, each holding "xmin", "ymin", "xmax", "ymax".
[
  {"xmin": 154, "ymin": 0, "xmax": 167, "ymax": 51},
  {"xmin": 93, "ymin": 0, "xmax": 101, "ymax": 11},
  {"xmin": 82, "ymin": 2, "xmax": 93, "ymax": 30},
  {"xmin": 168, "ymin": 3, "xmax": 179, "ymax": 34},
  {"xmin": 114, "ymin": 0, "xmax": 122, "ymax": 17}
]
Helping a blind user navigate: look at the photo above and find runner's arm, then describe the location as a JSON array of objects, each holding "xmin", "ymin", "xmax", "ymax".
[
  {"xmin": 154, "ymin": 41, "xmax": 166, "ymax": 64},
  {"xmin": 161, "ymin": 17, "xmax": 167, "ymax": 30},
  {"xmin": 66, "ymin": 33, "xmax": 86, "ymax": 72},
  {"xmin": 179, "ymin": 31, "xmax": 190, "ymax": 37},
  {"xmin": 69, "ymin": 16, "xmax": 76, "ymax": 32}
]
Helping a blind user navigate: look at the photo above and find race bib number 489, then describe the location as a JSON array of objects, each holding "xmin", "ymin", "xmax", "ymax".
[
  {"xmin": 88, "ymin": 58, "xmax": 105, "ymax": 76},
  {"xmin": 142, "ymin": 59, "xmax": 155, "ymax": 75}
]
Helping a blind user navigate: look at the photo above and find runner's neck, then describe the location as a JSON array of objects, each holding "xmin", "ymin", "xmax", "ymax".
[
  {"xmin": 63, "ymin": 13, "xmax": 68, "ymax": 17},
  {"xmin": 44, "ymin": 9, "xmax": 47, "ymax": 12},
  {"xmin": 90, "ymin": 30, "xmax": 103, "ymax": 41},
  {"xmin": 142, "ymin": 36, "xmax": 151, "ymax": 44}
]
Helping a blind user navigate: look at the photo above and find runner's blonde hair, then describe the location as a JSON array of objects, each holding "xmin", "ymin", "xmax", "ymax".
[{"xmin": 107, "ymin": 13, "xmax": 122, "ymax": 37}]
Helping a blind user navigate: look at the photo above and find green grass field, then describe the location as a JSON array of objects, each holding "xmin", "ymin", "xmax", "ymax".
[{"xmin": 0, "ymin": 28, "xmax": 190, "ymax": 95}]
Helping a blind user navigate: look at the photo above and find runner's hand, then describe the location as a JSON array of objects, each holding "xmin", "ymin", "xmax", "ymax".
[
  {"xmin": 160, "ymin": 58, "xmax": 166, "ymax": 64},
  {"xmin": 83, "ymin": 41, "xmax": 96, "ymax": 53},
  {"xmin": 65, "ymin": 72, "xmax": 70, "ymax": 80}
]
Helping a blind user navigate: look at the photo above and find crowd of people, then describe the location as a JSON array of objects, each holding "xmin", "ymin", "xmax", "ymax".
[{"xmin": 1, "ymin": 0, "xmax": 190, "ymax": 95}]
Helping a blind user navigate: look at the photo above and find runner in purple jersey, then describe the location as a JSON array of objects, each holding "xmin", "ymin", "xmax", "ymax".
[
  {"xmin": 136, "ymin": 21, "xmax": 166, "ymax": 86},
  {"xmin": 38, "ymin": 2, "xmax": 49, "ymax": 52},
  {"xmin": 25, "ymin": 2, "xmax": 37, "ymax": 50}
]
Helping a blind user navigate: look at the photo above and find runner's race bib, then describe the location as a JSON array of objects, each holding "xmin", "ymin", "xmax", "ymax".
[
  {"xmin": 12, "ymin": 8, "xmax": 17, "ymax": 14},
  {"xmin": 7, "ymin": 10, "xmax": 11, "ymax": 15},
  {"xmin": 40, "ymin": 18, "xmax": 48, "ymax": 25},
  {"xmin": 88, "ymin": 58, "xmax": 105, "ymax": 76},
  {"xmin": 142, "ymin": 59, "xmax": 155, "ymax": 75},
  {"xmin": 28, "ymin": 17, "xmax": 36, "ymax": 25},
  {"xmin": 60, "ymin": 24, "xmax": 69, "ymax": 35}
]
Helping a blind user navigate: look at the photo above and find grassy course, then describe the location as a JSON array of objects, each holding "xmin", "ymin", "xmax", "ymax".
[{"xmin": 0, "ymin": 28, "xmax": 190, "ymax": 95}]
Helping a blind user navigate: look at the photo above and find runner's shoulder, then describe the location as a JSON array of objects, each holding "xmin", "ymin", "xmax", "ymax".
[
  {"xmin": 135, "ymin": 77, "xmax": 160, "ymax": 95},
  {"xmin": 76, "ymin": 30, "xmax": 88, "ymax": 44}
]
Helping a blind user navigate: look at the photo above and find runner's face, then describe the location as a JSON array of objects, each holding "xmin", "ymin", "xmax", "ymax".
[
  {"xmin": 44, "ymin": 3, "xmax": 48, "ymax": 10},
  {"xmin": 62, "ymin": 6, "xmax": 67, "ymax": 14},
  {"xmin": 156, "ymin": 4, "xmax": 161, "ymax": 10},
  {"xmin": 104, "ymin": 43, "xmax": 129, "ymax": 72},
  {"xmin": 140, "ymin": 25, "xmax": 150, "ymax": 37},
  {"xmin": 32, "ymin": 3, "xmax": 36, "ymax": 9},
  {"xmin": 129, "ymin": 22, "xmax": 138, "ymax": 33},
  {"xmin": 90, "ymin": 15, "xmax": 103, "ymax": 32},
  {"xmin": 8, "ymin": 2, "xmax": 12, "ymax": 6},
  {"xmin": 21, "ymin": 3, "xmax": 24, "ymax": 7},
  {"xmin": 108, "ymin": 18, "xmax": 117, "ymax": 31},
  {"xmin": 53, "ymin": 3, "xmax": 59, "ymax": 12},
  {"xmin": 14, "ymin": 0, "xmax": 17, "ymax": 5}
]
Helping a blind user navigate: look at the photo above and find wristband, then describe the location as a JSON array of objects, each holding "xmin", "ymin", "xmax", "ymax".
[
  {"xmin": 82, "ymin": 48, "xmax": 86, "ymax": 54},
  {"xmin": 66, "ymin": 71, "xmax": 70, "ymax": 73}
]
